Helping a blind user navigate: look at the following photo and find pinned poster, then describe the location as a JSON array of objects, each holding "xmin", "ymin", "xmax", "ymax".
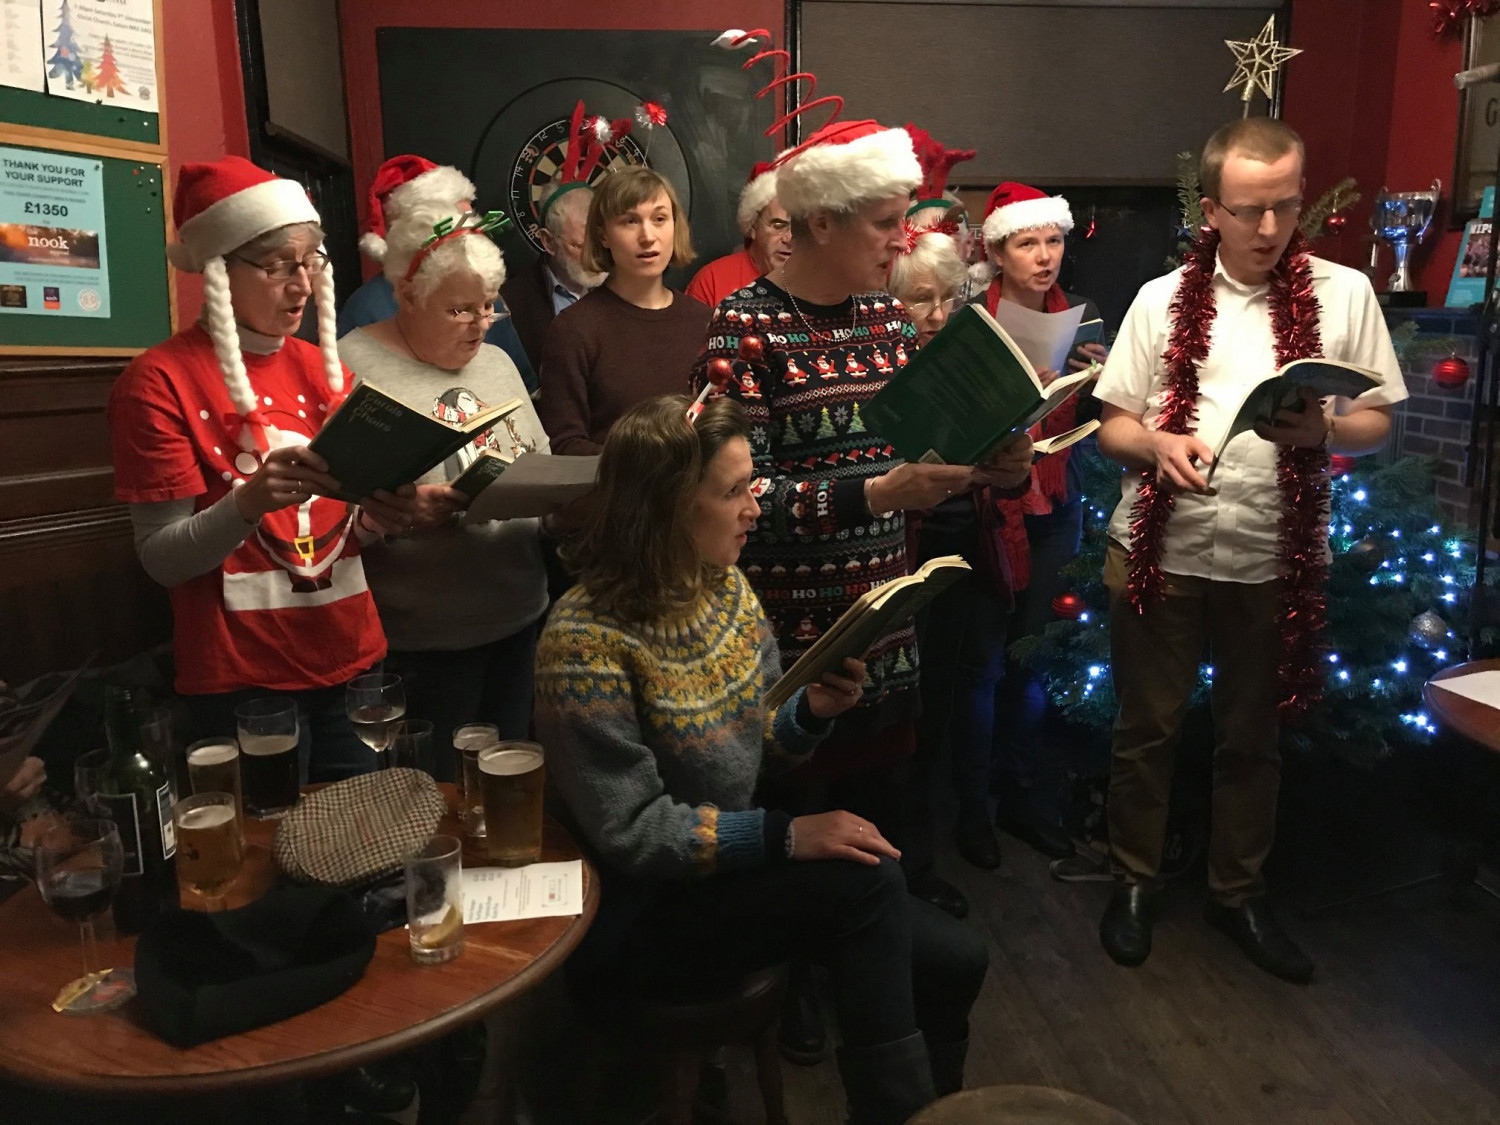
[
  {"xmin": 1, "ymin": 0, "xmax": 45, "ymax": 93},
  {"xmin": 0, "ymin": 144, "xmax": 110, "ymax": 318},
  {"xmin": 41, "ymin": 0, "xmax": 157, "ymax": 113}
]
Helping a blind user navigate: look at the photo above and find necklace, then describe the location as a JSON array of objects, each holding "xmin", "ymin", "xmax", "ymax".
[{"xmin": 783, "ymin": 285, "xmax": 858, "ymax": 345}]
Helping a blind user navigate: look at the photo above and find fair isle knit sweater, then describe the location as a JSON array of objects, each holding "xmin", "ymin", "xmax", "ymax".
[{"xmin": 534, "ymin": 566, "xmax": 829, "ymax": 884}]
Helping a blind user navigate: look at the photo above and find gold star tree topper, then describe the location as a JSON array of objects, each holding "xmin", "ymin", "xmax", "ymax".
[{"xmin": 1224, "ymin": 15, "xmax": 1302, "ymax": 116}]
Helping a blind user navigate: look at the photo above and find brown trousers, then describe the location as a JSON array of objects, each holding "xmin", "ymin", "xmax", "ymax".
[{"xmin": 1103, "ymin": 541, "xmax": 1282, "ymax": 905}]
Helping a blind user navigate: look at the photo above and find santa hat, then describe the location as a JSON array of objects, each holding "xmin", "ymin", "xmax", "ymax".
[
  {"xmin": 904, "ymin": 124, "xmax": 974, "ymax": 221},
  {"xmin": 360, "ymin": 155, "xmax": 476, "ymax": 262},
  {"xmin": 774, "ymin": 120, "xmax": 921, "ymax": 219},
  {"xmin": 736, "ymin": 161, "xmax": 778, "ymax": 236},
  {"xmin": 982, "ymin": 182, "xmax": 1073, "ymax": 246},
  {"xmin": 169, "ymin": 156, "xmax": 344, "ymax": 456}
]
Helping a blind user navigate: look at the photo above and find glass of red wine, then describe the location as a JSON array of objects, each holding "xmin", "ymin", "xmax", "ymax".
[
  {"xmin": 34, "ymin": 818, "xmax": 136, "ymax": 1014},
  {"xmin": 346, "ymin": 673, "xmax": 406, "ymax": 766}
]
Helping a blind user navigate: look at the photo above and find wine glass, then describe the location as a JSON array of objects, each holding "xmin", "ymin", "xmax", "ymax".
[
  {"xmin": 173, "ymin": 792, "xmax": 244, "ymax": 912},
  {"xmin": 346, "ymin": 674, "xmax": 406, "ymax": 765},
  {"xmin": 34, "ymin": 818, "xmax": 136, "ymax": 1014},
  {"xmin": 73, "ymin": 748, "xmax": 109, "ymax": 814}
]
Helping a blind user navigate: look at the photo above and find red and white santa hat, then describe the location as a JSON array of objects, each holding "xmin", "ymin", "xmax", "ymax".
[
  {"xmin": 168, "ymin": 156, "xmax": 344, "ymax": 455},
  {"xmin": 360, "ymin": 154, "xmax": 476, "ymax": 262},
  {"xmin": 736, "ymin": 161, "xmax": 778, "ymax": 237},
  {"xmin": 981, "ymin": 182, "xmax": 1073, "ymax": 246},
  {"xmin": 774, "ymin": 120, "xmax": 921, "ymax": 219}
]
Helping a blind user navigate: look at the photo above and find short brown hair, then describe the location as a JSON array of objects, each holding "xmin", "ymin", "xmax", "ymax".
[
  {"xmin": 1199, "ymin": 118, "xmax": 1305, "ymax": 201},
  {"xmin": 562, "ymin": 394, "xmax": 749, "ymax": 623},
  {"xmin": 580, "ymin": 167, "xmax": 695, "ymax": 275}
]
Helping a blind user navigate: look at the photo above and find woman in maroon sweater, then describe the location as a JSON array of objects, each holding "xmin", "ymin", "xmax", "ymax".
[{"xmin": 536, "ymin": 167, "xmax": 710, "ymax": 454}]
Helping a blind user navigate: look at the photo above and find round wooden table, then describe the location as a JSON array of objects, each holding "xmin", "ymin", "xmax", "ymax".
[
  {"xmin": 910, "ymin": 1085, "xmax": 1140, "ymax": 1125},
  {"xmin": 1424, "ymin": 658, "xmax": 1500, "ymax": 752},
  {"xmin": 0, "ymin": 784, "xmax": 597, "ymax": 1096}
]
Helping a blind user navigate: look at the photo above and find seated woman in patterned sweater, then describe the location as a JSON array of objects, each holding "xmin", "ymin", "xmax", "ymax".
[{"xmin": 535, "ymin": 394, "xmax": 987, "ymax": 1125}]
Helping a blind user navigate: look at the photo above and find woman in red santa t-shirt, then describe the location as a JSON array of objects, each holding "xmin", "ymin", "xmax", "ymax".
[{"xmin": 109, "ymin": 156, "xmax": 415, "ymax": 781}]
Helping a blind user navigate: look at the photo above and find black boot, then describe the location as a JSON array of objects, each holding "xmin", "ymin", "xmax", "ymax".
[
  {"xmin": 907, "ymin": 871, "xmax": 969, "ymax": 920},
  {"xmin": 1099, "ymin": 883, "xmax": 1154, "ymax": 967},
  {"xmin": 1204, "ymin": 897, "xmax": 1314, "ymax": 984},
  {"xmin": 836, "ymin": 1031, "xmax": 938, "ymax": 1125},
  {"xmin": 927, "ymin": 1037, "xmax": 968, "ymax": 1097},
  {"xmin": 778, "ymin": 963, "xmax": 828, "ymax": 1065},
  {"xmin": 955, "ymin": 817, "xmax": 1002, "ymax": 871}
]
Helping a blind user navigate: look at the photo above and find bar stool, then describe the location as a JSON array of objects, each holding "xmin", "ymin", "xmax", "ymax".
[{"xmin": 910, "ymin": 1084, "xmax": 1141, "ymax": 1124}]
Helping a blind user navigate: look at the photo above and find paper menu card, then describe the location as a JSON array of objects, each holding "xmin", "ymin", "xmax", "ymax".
[{"xmin": 462, "ymin": 861, "xmax": 584, "ymax": 923}]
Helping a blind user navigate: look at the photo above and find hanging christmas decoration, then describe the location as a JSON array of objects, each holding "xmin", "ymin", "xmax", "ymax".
[
  {"xmin": 737, "ymin": 335, "xmax": 766, "ymax": 363},
  {"xmin": 1052, "ymin": 592, "xmax": 1086, "ymax": 620},
  {"xmin": 1328, "ymin": 454, "xmax": 1356, "ymax": 475},
  {"xmin": 1083, "ymin": 206, "xmax": 1098, "ymax": 240},
  {"xmin": 1300, "ymin": 177, "xmax": 1360, "ymax": 240},
  {"xmin": 633, "ymin": 101, "xmax": 669, "ymax": 163},
  {"xmin": 1431, "ymin": 0, "xmax": 1500, "ymax": 38},
  {"xmin": 1345, "ymin": 536, "xmax": 1386, "ymax": 574},
  {"xmin": 1224, "ymin": 15, "xmax": 1303, "ymax": 117},
  {"xmin": 1432, "ymin": 354, "xmax": 1471, "ymax": 388},
  {"xmin": 1408, "ymin": 610, "xmax": 1452, "ymax": 649}
]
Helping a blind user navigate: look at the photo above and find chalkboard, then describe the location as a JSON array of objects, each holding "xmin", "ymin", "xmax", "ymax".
[
  {"xmin": 0, "ymin": 85, "xmax": 159, "ymax": 147},
  {"xmin": 1, "ymin": 144, "xmax": 170, "ymax": 351}
]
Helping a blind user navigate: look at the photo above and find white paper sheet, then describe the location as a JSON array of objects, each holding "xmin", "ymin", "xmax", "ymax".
[
  {"xmin": 1430, "ymin": 670, "xmax": 1500, "ymax": 711},
  {"xmin": 41, "ymin": 0, "xmax": 157, "ymax": 113},
  {"xmin": 462, "ymin": 861, "xmax": 584, "ymax": 923},
  {"xmin": 1, "ymin": 0, "xmax": 45, "ymax": 92},
  {"xmin": 987, "ymin": 299, "xmax": 1087, "ymax": 376}
]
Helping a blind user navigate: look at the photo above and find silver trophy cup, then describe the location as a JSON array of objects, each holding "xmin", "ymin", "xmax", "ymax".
[{"xmin": 1371, "ymin": 180, "xmax": 1441, "ymax": 293}]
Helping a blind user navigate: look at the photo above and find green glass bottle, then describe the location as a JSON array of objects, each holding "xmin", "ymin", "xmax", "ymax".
[{"xmin": 99, "ymin": 684, "xmax": 178, "ymax": 934}]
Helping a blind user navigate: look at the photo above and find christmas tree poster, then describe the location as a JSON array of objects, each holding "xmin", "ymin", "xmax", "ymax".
[{"xmin": 42, "ymin": 0, "xmax": 156, "ymax": 112}]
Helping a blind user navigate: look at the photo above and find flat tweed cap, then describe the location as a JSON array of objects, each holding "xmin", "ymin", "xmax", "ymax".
[{"xmin": 273, "ymin": 768, "xmax": 446, "ymax": 887}]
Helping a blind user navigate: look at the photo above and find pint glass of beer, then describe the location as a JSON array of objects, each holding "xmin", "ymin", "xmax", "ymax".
[
  {"xmin": 173, "ymin": 792, "xmax": 244, "ymax": 910},
  {"xmin": 454, "ymin": 723, "xmax": 499, "ymax": 837},
  {"xmin": 235, "ymin": 698, "xmax": 300, "ymax": 818},
  {"xmin": 479, "ymin": 742, "xmax": 545, "ymax": 866}
]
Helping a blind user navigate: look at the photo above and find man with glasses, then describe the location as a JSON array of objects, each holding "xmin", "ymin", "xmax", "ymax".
[
  {"xmin": 686, "ymin": 162, "xmax": 793, "ymax": 309},
  {"xmin": 1093, "ymin": 118, "xmax": 1406, "ymax": 982},
  {"xmin": 501, "ymin": 183, "xmax": 605, "ymax": 376}
]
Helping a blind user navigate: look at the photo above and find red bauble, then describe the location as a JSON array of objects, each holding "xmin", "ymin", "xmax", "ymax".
[
  {"xmin": 1432, "ymin": 354, "xmax": 1471, "ymax": 388},
  {"xmin": 1323, "ymin": 213, "xmax": 1347, "ymax": 235},
  {"xmin": 737, "ymin": 335, "xmax": 765, "ymax": 363},
  {"xmin": 1051, "ymin": 592, "xmax": 1085, "ymax": 620},
  {"xmin": 706, "ymin": 357, "xmax": 736, "ymax": 389},
  {"xmin": 1328, "ymin": 454, "xmax": 1356, "ymax": 475}
]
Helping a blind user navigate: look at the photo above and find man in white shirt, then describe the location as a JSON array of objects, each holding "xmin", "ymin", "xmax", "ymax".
[{"xmin": 1093, "ymin": 118, "xmax": 1406, "ymax": 983}]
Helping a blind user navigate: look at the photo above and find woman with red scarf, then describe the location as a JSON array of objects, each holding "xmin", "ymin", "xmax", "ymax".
[{"xmin": 974, "ymin": 183, "xmax": 1107, "ymax": 867}]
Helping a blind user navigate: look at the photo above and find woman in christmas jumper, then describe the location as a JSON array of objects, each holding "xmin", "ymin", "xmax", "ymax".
[
  {"xmin": 338, "ymin": 203, "xmax": 549, "ymax": 778},
  {"xmin": 535, "ymin": 166, "xmax": 711, "ymax": 456},
  {"xmin": 536, "ymin": 394, "xmax": 987, "ymax": 1125},
  {"xmin": 975, "ymin": 184, "xmax": 1109, "ymax": 865},
  {"xmin": 109, "ymin": 157, "xmax": 411, "ymax": 780}
]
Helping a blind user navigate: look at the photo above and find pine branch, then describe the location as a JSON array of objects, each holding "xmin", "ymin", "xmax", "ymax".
[{"xmin": 1300, "ymin": 176, "xmax": 1361, "ymax": 239}]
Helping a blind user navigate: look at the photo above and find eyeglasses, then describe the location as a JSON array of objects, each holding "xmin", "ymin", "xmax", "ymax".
[
  {"xmin": 445, "ymin": 303, "xmax": 509, "ymax": 325},
  {"xmin": 907, "ymin": 296, "xmax": 963, "ymax": 318},
  {"xmin": 232, "ymin": 251, "xmax": 330, "ymax": 280},
  {"xmin": 1212, "ymin": 198, "xmax": 1303, "ymax": 226}
]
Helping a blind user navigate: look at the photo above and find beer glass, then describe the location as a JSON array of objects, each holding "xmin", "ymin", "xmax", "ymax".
[
  {"xmin": 173, "ymin": 792, "xmax": 244, "ymax": 910},
  {"xmin": 404, "ymin": 834, "xmax": 464, "ymax": 964},
  {"xmin": 235, "ymin": 697, "xmax": 300, "ymax": 818},
  {"xmin": 35, "ymin": 818, "xmax": 136, "ymax": 1014},
  {"xmin": 389, "ymin": 719, "xmax": 433, "ymax": 773},
  {"xmin": 479, "ymin": 742, "xmax": 545, "ymax": 866},
  {"xmin": 454, "ymin": 723, "xmax": 499, "ymax": 837},
  {"xmin": 346, "ymin": 673, "xmax": 406, "ymax": 763}
]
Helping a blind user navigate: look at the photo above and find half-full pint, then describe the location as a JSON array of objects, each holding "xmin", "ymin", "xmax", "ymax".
[
  {"xmin": 239, "ymin": 733, "xmax": 298, "ymax": 818},
  {"xmin": 479, "ymin": 742, "xmax": 545, "ymax": 866},
  {"xmin": 186, "ymin": 741, "xmax": 241, "ymax": 812},
  {"xmin": 175, "ymin": 800, "xmax": 243, "ymax": 900}
]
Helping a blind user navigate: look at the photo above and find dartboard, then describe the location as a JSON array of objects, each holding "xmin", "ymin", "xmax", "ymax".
[{"xmin": 507, "ymin": 118, "xmax": 647, "ymax": 253}]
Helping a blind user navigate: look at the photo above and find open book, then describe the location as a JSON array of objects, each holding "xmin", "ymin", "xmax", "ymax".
[
  {"xmin": 1033, "ymin": 419, "xmax": 1100, "ymax": 458},
  {"xmin": 461, "ymin": 453, "xmax": 600, "ymax": 523},
  {"xmin": 1204, "ymin": 359, "xmax": 1383, "ymax": 485},
  {"xmin": 863, "ymin": 304, "xmax": 1099, "ymax": 467},
  {"xmin": 764, "ymin": 556, "xmax": 970, "ymax": 711},
  {"xmin": 309, "ymin": 382, "xmax": 524, "ymax": 501}
]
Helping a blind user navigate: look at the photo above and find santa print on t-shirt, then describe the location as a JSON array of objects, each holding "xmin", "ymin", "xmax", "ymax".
[{"xmin": 109, "ymin": 326, "xmax": 386, "ymax": 695}]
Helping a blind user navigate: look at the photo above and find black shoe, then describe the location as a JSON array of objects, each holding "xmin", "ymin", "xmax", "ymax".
[
  {"xmin": 955, "ymin": 819, "xmax": 1002, "ymax": 870},
  {"xmin": 995, "ymin": 809, "xmax": 1075, "ymax": 859},
  {"xmin": 777, "ymin": 965, "xmax": 827, "ymax": 1065},
  {"xmin": 308, "ymin": 1065, "xmax": 417, "ymax": 1116},
  {"xmin": 1204, "ymin": 898, "xmax": 1314, "ymax": 984},
  {"xmin": 908, "ymin": 872, "xmax": 969, "ymax": 920},
  {"xmin": 1099, "ymin": 884, "xmax": 1154, "ymax": 967},
  {"xmin": 836, "ymin": 1031, "xmax": 937, "ymax": 1125}
]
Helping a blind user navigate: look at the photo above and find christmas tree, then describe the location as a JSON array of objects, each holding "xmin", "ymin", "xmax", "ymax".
[
  {"xmin": 80, "ymin": 58, "xmax": 96, "ymax": 92},
  {"xmin": 94, "ymin": 36, "xmax": 127, "ymax": 98},
  {"xmin": 47, "ymin": 0, "xmax": 83, "ymax": 90},
  {"xmin": 1011, "ymin": 449, "xmax": 1496, "ymax": 767}
]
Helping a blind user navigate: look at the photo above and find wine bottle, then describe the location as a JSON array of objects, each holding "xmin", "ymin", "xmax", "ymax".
[{"xmin": 99, "ymin": 684, "xmax": 179, "ymax": 934}]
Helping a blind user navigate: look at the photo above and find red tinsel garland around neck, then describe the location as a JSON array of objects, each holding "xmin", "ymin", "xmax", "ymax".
[{"xmin": 1125, "ymin": 228, "xmax": 1330, "ymax": 717}]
